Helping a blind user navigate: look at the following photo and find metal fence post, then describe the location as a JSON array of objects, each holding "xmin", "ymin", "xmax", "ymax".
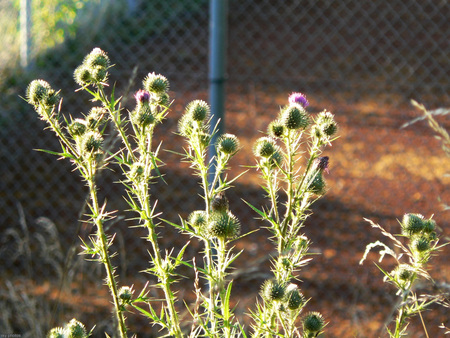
[{"xmin": 20, "ymin": 0, "xmax": 32, "ymax": 70}]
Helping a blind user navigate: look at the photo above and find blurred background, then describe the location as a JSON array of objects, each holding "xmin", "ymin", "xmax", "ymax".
[{"xmin": 0, "ymin": 0, "xmax": 448, "ymax": 337}]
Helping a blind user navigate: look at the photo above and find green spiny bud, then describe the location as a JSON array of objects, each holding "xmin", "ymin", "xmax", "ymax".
[
  {"xmin": 316, "ymin": 110, "xmax": 338, "ymax": 136},
  {"xmin": 64, "ymin": 318, "xmax": 87, "ymax": 338},
  {"xmin": 268, "ymin": 120, "xmax": 285, "ymax": 138},
  {"xmin": 87, "ymin": 107, "xmax": 108, "ymax": 129},
  {"xmin": 119, "ymin": 286, "xmax": 133, "ymax": 303},
  {"xmin": 393, "ymin": 264, "xmax": 415, "ymax": 282},
  {"xmin": 68, "ymin": 118, "xmax": 88, "ymax": 137},
  {"xmin": 302, "ymin": 312, "xmax": 325, "ymax": 334},
  {"xmin": 401, "ymin": 213, "xmax": 424, "ymax": 236},
  {"xmin": 44, "ymin": 89, "xmax": 60, "ymax": 107},
  {"xmin": 254, "ymin": 136, "xmax": 277, "ymax": 158},
  {"xmin": 211, "ymin": 191, "xmax": 229, "ymax": 213},
  {"xmin": 423, "ymin": 219, "xmax": 436, "ymax": 233},
  {"xmin": 280, "ymin": 105, "xmax": 309, "ymax": 130},
  {"xmin": 285, "ymin": 284, "xmax": 305, "ymax": 310},
  {"xmin": 143, "ymin": 72, "xmax": 170, "ymax": 94},
  {"xmin": 188, "ymin": 210, "xmax": 208, "ymax": 228},
  {"xmin": 207, "ymin": 211, "xmax": 240, "ymax": 240},
  {"xmin": 185, "ymin": 100, "xmax": 210, "ymax": 122},
  {"xmin": 90, "ymin": 65, "xmax": 107, "ymax": 83},
  {"xmin": 154, "ymin": 92, "xmax": 170, "ymax": 107},
  {"xmin": 26, "ymin": 79, "xmax": 51, "ymax": 106},
  {"xmin": 413, "ymin": 236, "xmax": 430, "ymax": 253},
  {"xmin": 265, "ymin": 150, "xmax": 283, "ymax": 169},
  {"xmin": 217, "ymin": 133, "xmax": 239, "ymax": 155},
  {"xmin": 74, "ymin": 65, "xmax": 92, "ymax": 86},
  {"xmin": 128, "ymin": 162, "xmax": 146, "ymax": 181},
  {"xmin": 47, "ymin": 327, "xmax": 65, "ymax": 338},
  {"xmin": 83, "ymin": 47, "xmax": 110, "ymax": 69},
  {"xmin": 131, "ymin": 103, "xmax": 155, "ymax": 127},
  {"xmin": 81, "ymin": 130, "xmax": 103, "ymax": 153},
  {"xmin": 261, "ymin": 279, "xmax": 286, "ymax": 302},
  {"xmin": 178, "ymin": 113, "xmax": 195, "ymax": 137},
  {"xmin": 306, "ymin": 172, "xmax": 326, "ymax": 195}
]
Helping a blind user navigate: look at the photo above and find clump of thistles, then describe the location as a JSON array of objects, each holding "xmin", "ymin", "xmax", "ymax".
[{"xmin": 74, "ymin": 47, "xmax": 110, "ymax": 86}]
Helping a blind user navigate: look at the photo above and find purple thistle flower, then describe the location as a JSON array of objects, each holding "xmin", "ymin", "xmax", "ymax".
[
  {"xmin": 135, "ymin": 90, "xmax": 150, "ymax": 104},
  {"xmin": 314, "ymin": 156, "xmax": 329, "ymax": 174},
  {"xmin": 288, "ymin": 92, "xmax": 309, "ymax": 108}
]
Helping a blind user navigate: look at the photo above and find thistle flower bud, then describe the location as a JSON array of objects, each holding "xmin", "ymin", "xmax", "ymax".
[
  {"xmin": 155, "ymin": 92, "xmax": 170, "ymax": 107},
  {"xmin": 81, "ymin": 130, "xmax": 103, "ymax": 154},
  {"xmin": 26, "ymin": 79, "xmax": 51, "ymax": 106},
  {"xmin": 143, "ymin": 72, "xmax": 170, "ymax": 94},
  {"xmin": 315, "ymin": 111, "xmax": 338, "ymax": 137},
  {"xmin": 211, "ymin": 191, "xmax": 229, "ymax": 213},
  {"xmin": 422, "ymin": 219, "xmax": 436, "ymax": 233},
  {"xmin": 280, "ymin": 105, "xmax": 309, "ymax": 130},
  {"xmin": 131, "ymin": 102, "xmax": 155, "ymax": 128},
  {"xmin": 302, "ymin": 312, "xmax": 325, "ymax": 334},
  {"xmin": 413, "ymin": 236, "xmax": 430, "ymax": 253},
  {"xmin": 74, "ymin": 65, "xmax": 92, "ymax": 86},
  {"xmin": 288, "ymin": 92, "xmax": 309, "ymax": 108},
  {"xmin": 313, "ymin": 156, "xmax": 330, "ymax": 174},
  {"xmin": 65, "ymin": 318, "xmax": 87, "ymax": 338},
  {"xmin": 261, "ymin": 279, "xmax": 286, "ymax": 302},
  {"xmin": 401, "ymin": 213, "xmax": 424, "ymax": 236},
  {"xmin": 393, "ymin": 264, "xmax": 415, "ymax": 282},
  {"xmin": 47, "ymin": 327, "xmax": 65, "ymax": 338},
  {"xmin": 265, "ymin": 150, "xmax": 283, "ymax": 169},
  {"xmin": 254, "ymin": 137, "xmax": 277, "ymax": 158},
  {"xmin": 178, "ymin": 113, "xmax": 195, "ymax": 137},
  {"xmin": 83, "ymin": 47, "xmax": 110, "ymax": 69},
  {"xmin": 118, "ymin": 286, "xmax": 133, "ymax": 304},
  {"xmin": 207, "ymin": 211, "xmax": 240, "ymax": 240},
  {"xmin": 87, "ymin": 107, "xmax": 108, "ymax": 129},
  {"xmin": 68, "ymin": 118, "xmax": 87, "ymax": 137},
  {"xmin": 306, "ymin": 172, "xmax": 326, "ymax": 195},
  {"xmin": 135, "ymin": 89, "xmax": 150, "ymax": 104},
  {"xmin": 128, "ymin": 162, "xmax": 146, "ymax": 181},
  {"xmin": 91, "ymin": 65, "xmax": 107, "ymax": 83},
  {"xmin": 185, "ymin": 100, "xmax": 210, "ymax": 122},
  {"xmin": 188, "ymin": 210, "xmax": 208, "ymax": 228},
  {"xmin": 217, "ymin": 133, "xmax": 239, "ymax": 155},
  {"xmin": 268, "ymin": 120, "xmax": 285, "ymax": 138},
  {"xmin": 285, "ymin": 284, "xmax": 305, "ymax": 310}
]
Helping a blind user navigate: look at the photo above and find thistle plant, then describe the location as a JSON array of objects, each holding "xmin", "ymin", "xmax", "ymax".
[
  {"xmin": 360, "ymin": 214, "xmax": 447, "ymax": 337},
  {"xmin": 172, "ymin": 99, "xmax": 245, "ymax": 337},
  {"xmin": 27, "ymin": 48, "xmax": 184, "ymax": 337},
  {"xmin": 247, "ymin": 93, "xmax": 337, "ymax": 337}
]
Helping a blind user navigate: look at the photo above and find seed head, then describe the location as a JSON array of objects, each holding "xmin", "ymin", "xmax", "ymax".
[
  {"xmin": 280, "ymin": 105, "xmax": 309, "ymax": 130},
  {"xmin": 254, "ymin": 137, "xmax": 277, "ymax": 158},
  {"xmin": 87, "ymin": 107, "xmax": 108, "ymax": 129},
  {"xmin": 265, "ymin": 150, "xmax": 283, "ymax": 169},
  {"xmin": 393, "ymin": 264, "xmax": 415, "ymax": 282},
  {"xmin": 261, "ymin": 279, "xmax": 286, "ymax": 302},
  {"xmin": 217, "ymin": 133, "xmax": 239, "ymax": 155},
  {"xmin": 401, "ymin": 213, "xmax": 424, "ymax": 236},
  {"xmin": 186, "ymin": 100, "xmax": 210, "ymax": 122},
  {"xmin": 90, "ymin": 65, "xmax": 107, "ymax": 83},
  {"xmin": 422, "ymin": 219, "xmax": 436, "ymax": 234},
  {"xmin": 306, "ymin": 172, "xmax": 326, "ymax": 195},
  {"xmin": 302, "ymin": 312, "xmax": 325, "ymax": 334},
  {"xmin": 65, "ymin": 318, "xmax": 87, "ymax": 338},
  {"xmin": 131, "ymin": 103, "xmax": 155, "ymax": 127},
  {"xmin": 207, "ymin": 211, "xmax": 240, "ymax": 240},
  {"xmin": 288, "ymin": 92, "xmax": 309, "ymax": 108},
  {"xmin": 143, "ymin": 72, "xmax": 170, "ymax": 94}
]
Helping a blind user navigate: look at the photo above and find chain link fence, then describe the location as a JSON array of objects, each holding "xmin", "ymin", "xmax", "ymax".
[{"xmin": 1, "ymin": 0, "xmax": 448, "ymax": 336}]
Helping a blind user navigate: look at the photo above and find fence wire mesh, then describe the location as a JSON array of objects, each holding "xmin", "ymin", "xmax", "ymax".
[{"xmin": 0, "ymin": 0, "xmax": 448, "ymax": 336}]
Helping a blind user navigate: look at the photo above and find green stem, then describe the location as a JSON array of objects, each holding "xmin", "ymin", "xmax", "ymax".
[{"xmin": 87, "ymin": 165, "xmax": 127, "ymax": 338}]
